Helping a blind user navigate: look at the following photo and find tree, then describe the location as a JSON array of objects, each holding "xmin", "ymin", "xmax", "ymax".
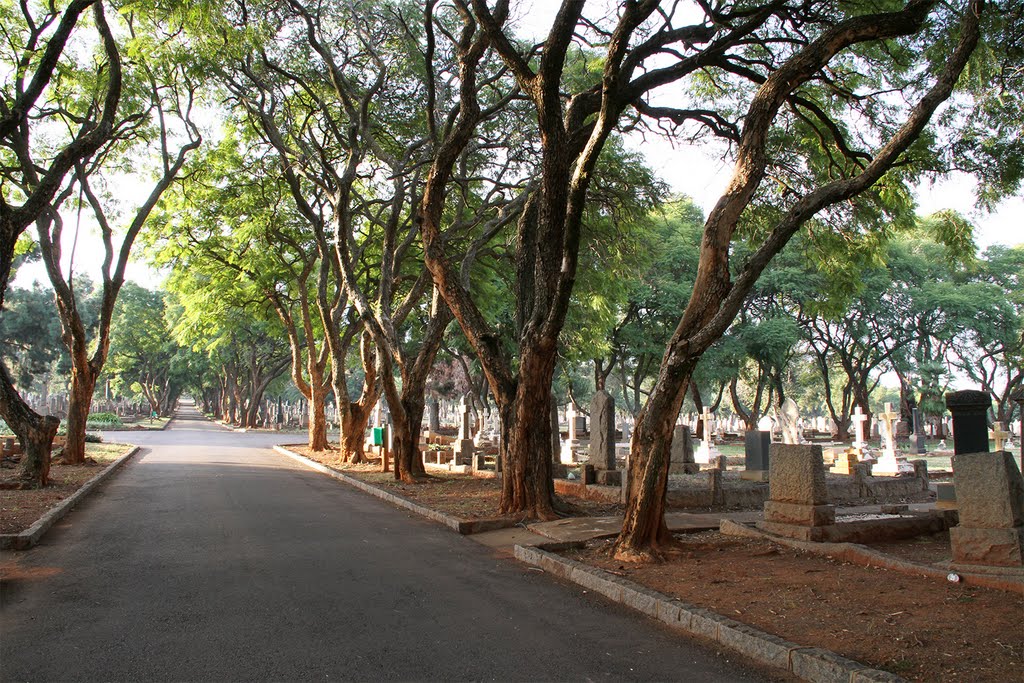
[
  {"xmin": 0, "ymin": 0, "xmax": 122, "ymax": 486},
  {"xmin": 614, "ymin": 0, "xmax": 985, "ymax": 560},
  {"xmin": 34, "ymin": 6, "xmax": 202, "ymax": 464}
]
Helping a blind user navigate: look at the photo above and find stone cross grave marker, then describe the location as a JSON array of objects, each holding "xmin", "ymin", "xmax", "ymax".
[
  {"xmin": 851, "ymin": 406, "xmax": 868, "ymax": 453},
  {"xmin": 878, "ymin": 403, "xmax": 899, "ymax": 453},
  {"xmin": 875, "ymin": 402, "xmax": 914, "ymax": 475},
  {"xmin": 694, "ymin": 407, "xmax": 720, "ymax": 464},
  {"xmin": 993, "ymin": 422, "xmax": 1011, "ymax": 452},
  {"xmin": 566, "ymin": 404, "xmax": 578, "ymax": 442}
]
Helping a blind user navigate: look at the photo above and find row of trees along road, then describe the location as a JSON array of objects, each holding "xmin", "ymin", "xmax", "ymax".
[{"xmin": 3, "ymin": 0, "xmax": 1022, "ymax": 561}]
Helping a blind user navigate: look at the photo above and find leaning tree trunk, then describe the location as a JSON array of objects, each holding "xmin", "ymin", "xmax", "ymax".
[
  {"xmin": 308, "ymin": 381, "xmax": 329, "ymax": 451},
  {"xmin": 341, "ymin": 401, "xmax": 374, "ymax": 464},
  {"xmin": 393, "ymin": 393, "xmax": 427, "ymax": 483},
  {"xmin": 2, "ymin": 362, "xmax": 60, "ymax": 488},
  {"xmin": 498, "ymin": 346, "xmax": 557, "ymax": 520},
  {"xmin": 612, "ymin": 366, "xmax": 692, "ymax": 562},
  {"xmin": 62, "ymin": 364, "xmax": 98, "ymax": 465}
]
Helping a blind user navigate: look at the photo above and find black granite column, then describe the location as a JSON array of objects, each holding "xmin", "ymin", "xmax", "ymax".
[{"xmin": 945, "ymin": 389, "xmax": 992, "ymax": 455}]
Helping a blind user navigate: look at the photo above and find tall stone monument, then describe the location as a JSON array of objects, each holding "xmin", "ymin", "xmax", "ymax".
[{"xmin": 589, "ymin": 390, "xmax": 616, "ymax": 471}]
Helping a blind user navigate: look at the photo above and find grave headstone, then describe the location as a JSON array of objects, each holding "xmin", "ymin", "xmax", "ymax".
[
  {"xmin": 453, "ymin": 396, "xmax": 475, "ymax": 463},
  {"xmin": 950, "ymin": 451, "xmax": 1024, "ymax": 570},
  {"xmin": 779, "ymin": 398, "xmax": 802, "ymax": 445},
  {"xmin": 830, "ymin": 448, "xmax": 860, "ymax": 475},
  {"xmin": 874, "ymin": 402, "xmax": 914, "ymax": 475},
  {"xmin": 694, "ymin": 407, "xmax": 720, "ymax": 464},
  {"xmin": 741, "ymin": 430, "xmax": 771, "ymax": 482},
  {"xmin": 851, "ymin": 406, "xmax": 868, "ymax": 454},
  {"xmin": 589, "ymin": 390, "xmax": 616, "ymax": 470},
  {"xmin": 758, "ymin": 443, "xmax": 835, "ymax": 541},
  {"xmin": 428, "ymin": 399, "xmax": 440, "ymax": 436},
  {"xmin": 945, "ymin": 389, "xmax": 992, "ymax": 455},
  {"xmin": 910, "ymin": 407, "xmax": 926, "ymax": 454},
  {"xmin": 992, "ymin": 422, "xmax": 1011, "ymax": 453},
  {"xmin": 669, "ymin": 425, "xmax": 699, "ymax": 475}
]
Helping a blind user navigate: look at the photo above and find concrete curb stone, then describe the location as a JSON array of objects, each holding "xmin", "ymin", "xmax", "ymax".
[
  {"xmin": 513, "ymin": 544, "xmax": 907, "ymax": 683},
  {"xmin": 1, "ymin": 445, "xmax": 140, "ymax": 551},
  {"xmin": 273, "ymin": 445, "xmax": 518, "ymax": 536}
]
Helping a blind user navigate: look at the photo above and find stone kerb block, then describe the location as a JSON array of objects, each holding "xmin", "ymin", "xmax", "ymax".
[{"xmin": 950, "ymin": 451, "xmax": 1024, "ymax": 569}]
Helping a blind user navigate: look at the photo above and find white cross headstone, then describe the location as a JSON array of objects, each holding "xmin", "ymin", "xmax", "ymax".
[
  {"xmin": 874, "ymin": 402, "xmax": 913, "ymax": 475},
  {"xmin": 851, "ymin": 406, "xmax": 868, "ymax": 453},
  {"xmin": 694, "ymin": 407, "xmax": 720, "ymax": 464}
]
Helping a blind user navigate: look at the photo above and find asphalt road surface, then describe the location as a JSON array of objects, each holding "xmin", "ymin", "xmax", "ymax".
[{"xmin": 1, "ymin": 403, "xmax": 780, "ymax": 682}]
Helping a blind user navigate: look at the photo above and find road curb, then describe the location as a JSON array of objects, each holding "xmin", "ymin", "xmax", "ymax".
[
  {"xmin": 513, "ymin": 544, "xmax": 906, "ymax": 683},
  {"xmin": 1, "ymin": 445, "xmax": 141, "ymax": 551},
  {"xmin": 273, "ymin": 445, "xmax": 518, "ymax": 535}
]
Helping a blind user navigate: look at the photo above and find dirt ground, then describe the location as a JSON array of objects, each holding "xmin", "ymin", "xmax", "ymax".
[
  {"xmin": 0, "ymin": 443, "xmax": 133, "ymax": 534},
  {"xmin": 290, "ymin": 445, "xmax": 622, "ymax": 519},
  {"xmin": 564, "ymin": 532, "xmax": 1023, "ymax": 683}
]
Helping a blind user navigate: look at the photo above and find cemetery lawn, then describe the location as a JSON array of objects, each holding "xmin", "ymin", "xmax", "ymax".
[
  {"xmin": 0, "ymin": 443, "xmax": 133, "ymax": 534},
  {"xmin": 290, "ymin": 445, "xmax": 621, "ymax": 519},
  {"xmin": 564, "ymin": 532, "xmax": 1023, "ymax": 683}
]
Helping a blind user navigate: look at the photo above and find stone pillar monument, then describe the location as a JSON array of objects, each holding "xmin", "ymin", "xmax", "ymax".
[
  {"xmin": 589, "ymin": 390, "xmax": 616, "ymax": 470},
  {"xmin": 945, "ymin": 390, "xmax": 992, "ymax": 455}
]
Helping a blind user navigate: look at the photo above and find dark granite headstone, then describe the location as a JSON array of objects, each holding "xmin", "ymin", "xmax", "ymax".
[
  {"xmin": 911, "ymin": 407, "xmax": 926, "ymax": 454},
  {"xmin": 945, "ymin": 390, "xmax": 992, "ymax": 455},
  {"xmin": 745, "ymin": 430, "xmax": 771, "ymax": 471}
]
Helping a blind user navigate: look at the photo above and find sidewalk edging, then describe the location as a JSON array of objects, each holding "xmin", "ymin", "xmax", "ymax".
[
  {"xmin": 273, "ymin": 445, "xmax": 516, "ymax": 535},
  {"xmin": 513, "ymin": 544, "xmax": 907, "ymax": 683},
  {"xmin": 1, "ymin": 445, "xmax": 140, "ymax": 551}
]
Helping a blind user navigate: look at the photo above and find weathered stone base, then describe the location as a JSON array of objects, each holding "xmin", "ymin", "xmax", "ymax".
[
  {"xmin": 951, "ymin": 526, "xmax": 1024, "ymax": 567},
  {"xmin": 596, "ymin": 469, "xmax": 621, "ymax": 486},
  {"xmin": 764, "ymin": 501, "xmax": 835, "ymax": 527},
  {"xmin": 756, "ymin": 521, "xmax": 832, "ymax": 542},
  {"xmin": 740, "ymin": 470, "xmax": 769, "ymax": 482},
  {"xmin": 670, "ymin": 463, "xmax": 701, "ymax": 475},
  {"xmin": 934, "ymin": 482, "xmax": 956, "ymax": 510}
]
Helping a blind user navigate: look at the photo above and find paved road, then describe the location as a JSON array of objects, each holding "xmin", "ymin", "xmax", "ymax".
[{"xmin": 1, "ymin": 403, "xmax": 779, "ymax": 681}]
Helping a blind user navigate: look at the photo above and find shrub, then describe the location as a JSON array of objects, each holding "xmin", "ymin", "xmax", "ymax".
[{"xmin": 86, "ymin": 412, "xmax": 123, "ymax": 426}]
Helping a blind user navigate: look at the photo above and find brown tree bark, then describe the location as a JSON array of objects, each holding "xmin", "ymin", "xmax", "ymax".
[
  {"xmin": 1, "ymin": 361, "xmax": 59, "ymax": 488},
  {"xmin": 61, "ymin": 363, "xmax": 98, "ymax": 464}
]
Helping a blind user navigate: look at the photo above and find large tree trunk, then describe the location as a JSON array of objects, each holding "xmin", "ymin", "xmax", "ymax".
[
  {"xmin": 308, "ymin": 381, "xmax": 329, "ymax": 451},
  {"xmin": 393, "ymin": 393, "xmax": 427, "ymax": 483},
  {"xmin": 498, "ymin": 347, "xmax": 557, "ymax": 520},
  {"xmin": 62, "ymin": 364, "xmax": 98, "ymax": 465},
  {"xmin": 613, "ymin": 365, "xmax": 691, "ymax": 562},
  {"xmin": 341, "ymin": 401, "xmax": 374, "ymax": 464},
  {"xmin": 1, "ymin": 361, "xmax": 60, "ymax": 488}
]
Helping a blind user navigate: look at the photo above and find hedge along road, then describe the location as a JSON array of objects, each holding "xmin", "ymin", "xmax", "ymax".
[{"xmin": 1, "ymin": 402, "xmax": 779, "ymax": 681}]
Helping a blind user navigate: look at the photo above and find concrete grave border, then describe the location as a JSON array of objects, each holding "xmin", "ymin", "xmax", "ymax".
[
  {"xmin": 273, "ymin": 445, "xmax": 517, "ymax": 535},
  {"xmin": 1, "ymin": 445, "xmax": 140, "ymax": 551},
  {"xmin": 513, "ymin": 543, "xmax": 907, "ymax": 683}
]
